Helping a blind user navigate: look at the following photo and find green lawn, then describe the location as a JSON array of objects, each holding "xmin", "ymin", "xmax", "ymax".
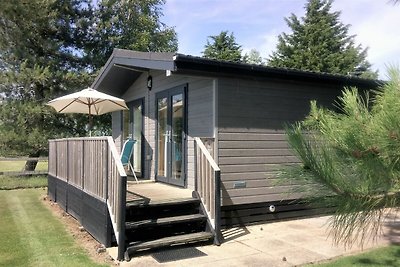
[
  {"xmin": 0, "ymin": 160, "xmax": 48, "ymax": 172},
  {"xmin": 0, "ymin": 175, "xmax": 47, "ymax": 190},
  {"xmin": 0, "ymin": 189, "xmax": 108, "ymax": 267},
  {"xmin": 313, "ymin": 245, "xmax": 400, "ymax": 266},
  {"xmin": 0, "ymin": 159, "xmax": 48, "ymax": 189}
]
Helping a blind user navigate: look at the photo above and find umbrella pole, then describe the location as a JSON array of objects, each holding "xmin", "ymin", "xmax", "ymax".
[
  {"xmin": 89, "ymin": 105, "xmax": 93, "ymax": 137},
  {"xmin": 89, "ymin": 114, "xmax": 93, "ymax": 137}
]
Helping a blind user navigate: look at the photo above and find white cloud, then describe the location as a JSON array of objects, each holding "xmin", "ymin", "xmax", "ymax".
[
  {"xmin": 333, "ymin": 0, "xmax": 400, "ymax": 77},
  {"xmin": 163, "ymin": 0, "xmax": 400, "ymax": 77},
  {"xmin": 260, "ymin": 32, "xmax": 282, "ymax": 58}
]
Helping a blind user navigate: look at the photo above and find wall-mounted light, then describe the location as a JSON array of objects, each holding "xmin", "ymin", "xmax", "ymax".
[
  {"xmin": 147, "ymin": 75, "xmax": 153, "ymax": 90},
  {"xmin": 269, "ymin": 205, "xmax": 276, "ymax": 213}
]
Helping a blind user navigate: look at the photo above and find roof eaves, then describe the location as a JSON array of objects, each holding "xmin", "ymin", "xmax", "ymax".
[
  {"xmin": 92, "ymin": 49, "xmax": 176, "ymax": 90},
  {"xmin": 173, "ymin": 54, "xmax": 382, "ymax": 88}
]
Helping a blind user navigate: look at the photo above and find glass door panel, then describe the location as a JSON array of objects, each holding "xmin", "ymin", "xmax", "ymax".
[
  {"xmin": 125, "ymin": 99, "xmax": 144, "ymax": 178},
  {"xmin": 171, "ymin": 93, "xmax": 183, "ymax": 181},
  {"xmin": 157, "ymin": 97, "xmax": 168, "ymax": 178},
  {"xmin": 132, "ymin": 103, "xmax": 142, "ymax": 174}
]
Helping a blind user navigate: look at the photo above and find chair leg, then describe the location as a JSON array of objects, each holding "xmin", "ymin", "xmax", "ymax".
[{"xmin": 129, "ymin": 163, "xmax": 139, "ymax": 184}]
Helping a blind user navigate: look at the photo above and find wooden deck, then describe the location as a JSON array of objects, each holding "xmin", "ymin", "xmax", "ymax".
[{"xmin": 126, "ymin": 182, "xmax": 193, "ymax": 204}]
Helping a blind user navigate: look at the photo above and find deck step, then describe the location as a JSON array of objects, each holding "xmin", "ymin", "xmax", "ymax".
[
  {"xmin": 125, "ymin": 196, "xmax": 203, "ymax": 228},
  {"xmin": 125, "ymin": 232, "xmax": 213, "ymax": 260},
  {"xmin": 126, "ymin": 197, "xmax": 199, "ymax": 207},
  {"xmin": 126, "ymin": 214, "xmax": 206, "ymax": 230},
  {"xmin": 123, "ymin": 193, "xmax": 215, "ymax": 261}
]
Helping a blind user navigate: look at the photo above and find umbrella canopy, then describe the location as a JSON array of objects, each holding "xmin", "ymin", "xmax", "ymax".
[
  {"xmin": 47, "ymin": 87, "xmax": 128, "ymax": 134},
  {"xmin": 47, "ymin": 87, "xmax": 128, "ymax": 115}
]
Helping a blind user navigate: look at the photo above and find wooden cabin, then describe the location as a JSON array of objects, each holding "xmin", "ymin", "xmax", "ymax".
[{"xmin": 47, "ymin": 49, "xmax": 379, "ymax": 260}]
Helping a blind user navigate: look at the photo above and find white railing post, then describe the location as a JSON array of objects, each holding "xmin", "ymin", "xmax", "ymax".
[
  {"xmin": 105, "ymin": 136, "xmax": 127, "ymax": 261},
  {"xmin": 194, "ymin": 137, "xmax": 221, "ymax": 245}
]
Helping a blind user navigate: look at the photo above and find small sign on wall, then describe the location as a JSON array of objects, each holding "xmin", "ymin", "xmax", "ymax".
[{"xmin": 233, "ymin": 181, "xmax": 246, "ymax": 188}]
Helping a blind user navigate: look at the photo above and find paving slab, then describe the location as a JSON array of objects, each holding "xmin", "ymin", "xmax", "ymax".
[{"xmin": 107, "ymin": 214, "xmax": 400, "ymax": 267}]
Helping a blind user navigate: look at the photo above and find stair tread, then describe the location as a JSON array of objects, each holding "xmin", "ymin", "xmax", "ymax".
[
  {"xmin": 126, "ymin": 214, "xmax": 206, "ymax": 229},
  {"xmin": 126, "ymin": 197, "xmax": 199, "ymax": 207},
  {"xmin": 126, "ymin": 232, "xmax": 214, "ymax": 252}
]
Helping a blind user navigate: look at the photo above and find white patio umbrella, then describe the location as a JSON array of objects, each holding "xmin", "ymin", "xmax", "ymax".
[{"xmin": 47, "ymin": 87, "xmax": 128, "ymax": 134}]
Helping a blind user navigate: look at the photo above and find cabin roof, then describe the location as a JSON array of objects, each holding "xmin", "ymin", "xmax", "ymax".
[
  {"xmin": 92, "ymin": 48, "xmax": 381, "ymax": 96},
  {"xmin": 92, "ymin": 49, "xmax": 175, "ymax": 96}
]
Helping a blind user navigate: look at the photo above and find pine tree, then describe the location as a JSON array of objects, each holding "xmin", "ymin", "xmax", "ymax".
[
  {"xmin": 243, "ymin": 49, "xmax": 264, "ymax": 65},
  {"xmin": 268, "ymin": 0, "xmax": 377, "ymax": 78},
  {"xmin": 202, "ymin": 31, "xmax": 243, "ymax": 62},
  {"xmin": 0, "ymin": 0, "xmax": 178, "ymax": 166},
  {"xmin": 87, "ymin": 0, "xmax": 178, "ymax": 70},
  {"xmin": 283, "ymin": 68, "xmax": 400, "ymax": 246},
  {"xmin": 0, "ymin": 0, "xmax": 92, "ymax": 163}
]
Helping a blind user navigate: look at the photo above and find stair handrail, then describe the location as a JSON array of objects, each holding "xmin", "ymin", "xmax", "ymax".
[
  {"xmin": 106, "ymin": 136, "xmax": 127, "ymax": 261},
  {"xmin": 194, "ymin": 137, "xmax": 221, "ymax": 244}
]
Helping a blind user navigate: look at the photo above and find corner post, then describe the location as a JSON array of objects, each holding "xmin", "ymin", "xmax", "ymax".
[
  {"xmin": 194, "ymin": 140, "xmax": 198, "ymax": 192},
  {"xmin": 214, "ymin": 169, "xmax": 222, "ymax": 245},
  {"xmin": 117, "ymin": 175, "xmax": 127, "ymax": 261}
]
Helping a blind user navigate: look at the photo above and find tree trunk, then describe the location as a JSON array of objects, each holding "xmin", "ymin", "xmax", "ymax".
[{"xmin": 24, "ymin": 151, "xmax": 40, "ymax": 171}]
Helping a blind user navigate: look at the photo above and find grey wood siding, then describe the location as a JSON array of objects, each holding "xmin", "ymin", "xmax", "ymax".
[
  {"xmin": 221, "ymin": 200, "xmax": 335, "ymax": 227},
  {"xmin": 112, "ymin": 111, "xmax": 122, "ymax": 153},
  {"xmin": 217, "ymin": 77, "xmax": 343, "ymax": 206},
  {"xmin": 187, "ymin": 79, "xmax": 214, "ymax": 137},
  {"xmin": 117, "ymin": 70, "xmax": 214, "ymax": 189}
]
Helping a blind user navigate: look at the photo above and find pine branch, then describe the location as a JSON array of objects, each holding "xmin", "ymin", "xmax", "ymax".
[{"xmin": 282, "ymin": 70, "xmax": 400, "ymax": 247}]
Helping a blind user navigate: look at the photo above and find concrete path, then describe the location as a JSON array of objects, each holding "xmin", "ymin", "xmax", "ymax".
[{"xmin": 109, "ymin": 214, "xmax": 400, "ymax": 267}]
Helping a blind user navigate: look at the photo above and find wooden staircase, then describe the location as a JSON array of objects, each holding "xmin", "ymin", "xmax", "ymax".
[{"xmin": 123, "ymin": 194, "xmax": 214, "ymax": 261}]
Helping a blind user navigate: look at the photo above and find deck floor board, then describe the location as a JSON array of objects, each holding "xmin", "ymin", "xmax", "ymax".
[{"xmin": 126, "ymin": 182, "xmax": 193, "ymax": 204}]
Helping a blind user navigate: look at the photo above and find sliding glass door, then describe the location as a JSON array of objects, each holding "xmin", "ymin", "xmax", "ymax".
[{"xmin": 156, "ymin": 86, "xmax": 186, "ymax": 187}]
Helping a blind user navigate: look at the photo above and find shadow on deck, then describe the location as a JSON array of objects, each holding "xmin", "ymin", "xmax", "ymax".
[{"xmin": 126, "ymin": 181, "xmax": 193, "ymax": 204}]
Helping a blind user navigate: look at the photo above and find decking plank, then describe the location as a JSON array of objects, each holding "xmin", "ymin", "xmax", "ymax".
[
  {"xmin": 125, "ymin": 214, "xmax": 206, "ymax": 229},
  {"xmin": 126, "ymin": 182, "xmax": 193, "ymax": 203},
  {"xmin": 126, "ymin": 232, "xmax": 213, "ymax": 253},
  {"xmin": 126, "ymin": 197, "xmax": 199, "ymax": 207}
]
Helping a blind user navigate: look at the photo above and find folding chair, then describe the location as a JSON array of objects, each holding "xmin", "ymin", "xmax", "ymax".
[{"xmin": 121, "ymin": 139, "xmax": 138, "ymax": 183}]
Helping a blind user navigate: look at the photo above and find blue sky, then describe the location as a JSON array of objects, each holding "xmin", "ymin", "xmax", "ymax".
[{"xmin": 162, "ymin": 0, "xmax": 400, "ymax": 79}]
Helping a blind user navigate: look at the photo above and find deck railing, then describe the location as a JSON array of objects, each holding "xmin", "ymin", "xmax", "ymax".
[
  {"xmin": 194, "ymin": 137, "xmax": 221, "ymax": 244},
  {"xmin": 48, "ymin": 137, "xmax": 127, "ymax": 260}
]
